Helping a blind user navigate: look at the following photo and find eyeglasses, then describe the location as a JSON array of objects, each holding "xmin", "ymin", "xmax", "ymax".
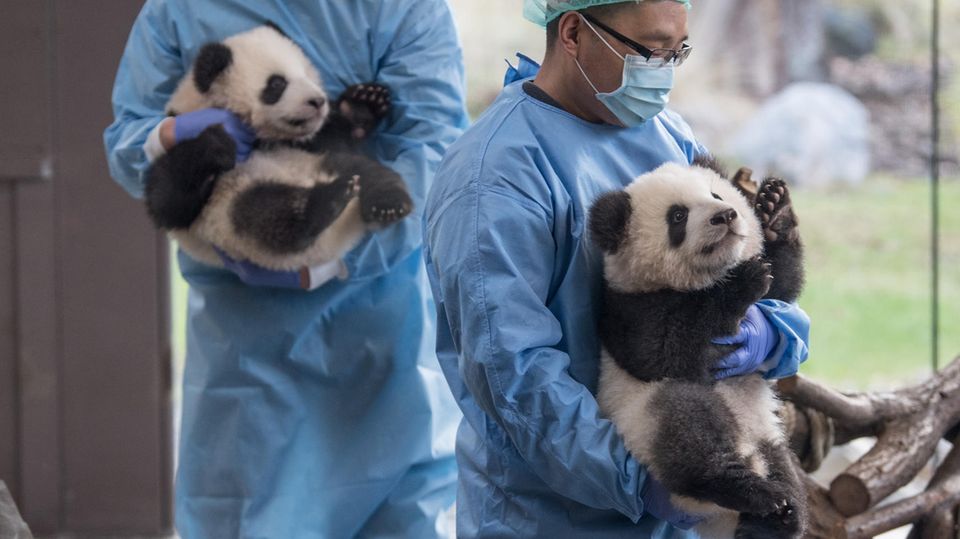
[{"xmin": 580, "ymin": 12, "xmax": 692, "ymax": 67}]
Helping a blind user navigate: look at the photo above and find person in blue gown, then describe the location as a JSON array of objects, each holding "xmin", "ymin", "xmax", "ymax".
[
  {"xmin": 423, "ymin": 1, "xmax": 811, "ymax": 537},
  {"xmin": 104, "ymin": 1, "xmax": 469, "ymax": 537}
]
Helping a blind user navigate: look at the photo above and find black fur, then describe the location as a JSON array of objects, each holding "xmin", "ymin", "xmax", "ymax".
[
  {"xmin": 754, "ymin": 178, "xmax": 805, "ymax": 302},
  {"xmin": 231, "ymin": 173, "xmax": 359, "ymax": 254},
  {"xmin": 732, "ymin": 441, "xmax": 806, "ymax": 538},
  {"xmin": 323, "ymin": 152, "xmax": 411, "ymax": 224},
  {"xmin": 263, "ymin": 21, "xmax": 288, "ymax": 38},
  {"xmin": 589, "ymin": 191, "xmax": 632, "ymax": 254},
  {"xmin": 693, "ymin": 154, "xmax": 729, "ymax": 178},
  {"xmin": 260, "ymin": 74, "xmax": 288, "ymax": 105},
  {"xmin": 600, "ymin": 257, "xmax": 772, "ymax": 383},
  {"xmin": 593, "ymin": 156, "xmax": 808, "ymax": 538},
  {"xmin": 146, "ymin": 79, "xmax": 408, "ymax": 239},
  {"xmin": 666, "ymin": 204, "xmax": 688, "ymax": 247},
  {"xmin": 193, "ymin": 43, "xmax": 232, "ymax": 93},
  {"xmin": 651, "ymin": 385, "xmax": 795, "ymax": 518},
  {"xmin": 145, "ymin": 125, "xmax": 236, "ymax": 229}
]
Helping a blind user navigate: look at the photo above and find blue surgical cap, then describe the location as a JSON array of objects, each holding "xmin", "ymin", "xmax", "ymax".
[{"xmin": 524, "ymin": 0, "xmax": 692, "ymax": 27}]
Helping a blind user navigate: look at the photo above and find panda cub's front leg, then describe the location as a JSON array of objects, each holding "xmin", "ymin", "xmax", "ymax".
[
  {"xmin": 754, "ymin": 178, "xmax": 805, "ymax": 303},
  {"xmin": 145, "ymin": 124, "xmax": 238, "ymax": 230}
]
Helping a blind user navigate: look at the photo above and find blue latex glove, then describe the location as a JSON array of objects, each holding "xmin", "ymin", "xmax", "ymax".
[
  {"xmin": 173, "ymin": 108, "xmax": 256, "ymax": 162},
  {"xmin": 640, "ymin": 474, "xmax": 703, "ymax": 530},
  {"xmin": 214, "ymin": 247, "xmax": 304, "ymax": 289},
  {"xmin": 712, "ymin": 304, "xmax": 778, "ymax": 379}
]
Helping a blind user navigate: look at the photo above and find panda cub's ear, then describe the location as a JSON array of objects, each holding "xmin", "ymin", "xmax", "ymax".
[
  {"xmin": 193, "ymin": 42, "xmax": 233, "ymax": 93},
  {"xmin": 264, "ymin": 21, "xmax": 289, "ymax": 38},
  {"xmin": 589, "ymin": 191, "xmax": 632, "ymax": 254},
  {"xmin": 692, "ymin": 154, "xmax": 728, "ymax": 178}
]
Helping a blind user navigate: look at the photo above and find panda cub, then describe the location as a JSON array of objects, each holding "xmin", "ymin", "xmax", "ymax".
[
  {"xmin": 145, "ymin": 24, "xmax": 412, "ymax": 271},
  {"xmin": 588, "ymin": 158, "xmax": 806, "ymax": 539}
]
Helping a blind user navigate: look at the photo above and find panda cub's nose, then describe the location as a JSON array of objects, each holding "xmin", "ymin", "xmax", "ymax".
[
  {"xmin": 307, "ymin": 97, "xmax": 326, "ymax": 110},
  {"xmin": 710, "ymin": 209, "xmax": 738, "ymax": 225}
]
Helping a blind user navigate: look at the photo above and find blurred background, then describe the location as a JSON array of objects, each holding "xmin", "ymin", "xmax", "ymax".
[
  {"xmin": 0, "ymin": 0, "xmax": 957, "ymax": 536},
  {"xmin": 440, "ymin": 0, "xmax": 960, "ymax": 389}
]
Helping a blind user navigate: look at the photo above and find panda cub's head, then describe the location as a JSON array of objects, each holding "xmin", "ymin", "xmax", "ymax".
[
  {"xmin": 589, "ymin": 161, "xmax": 763, "ymax": 293},
  {"xmin": 176, "ymin": 24, "xmax": 329, "ymax": 142}
]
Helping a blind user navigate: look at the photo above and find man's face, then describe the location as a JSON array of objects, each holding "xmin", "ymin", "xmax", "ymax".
[{"xmin": 567, "ymin": 1, "xmax": 688, "ymax": 125}]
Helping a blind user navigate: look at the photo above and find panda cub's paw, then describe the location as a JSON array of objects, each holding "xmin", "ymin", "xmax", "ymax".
[
  {"xmin": 339, "ymin": 83, "xmax": 392, "ymax": 140},
  {"xmin": 755, "ymin": 179, "xmax": 799, "ymax": 245},
  {"xmin": 360, "ymin": 183, "xmax": 413, "ymax": 225},
  {"xmin": 729, "ymin": 257, "xmax": 773, "ymax": 302}
]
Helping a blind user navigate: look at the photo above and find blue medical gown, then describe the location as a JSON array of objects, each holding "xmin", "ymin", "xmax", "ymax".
[
  {"xmin": 422, "ymin": 73, "xmax": 810, "ymax": 537},
  {"xmin": 103, "ymin": 1, "xmax": 469, "ymax": 537}
]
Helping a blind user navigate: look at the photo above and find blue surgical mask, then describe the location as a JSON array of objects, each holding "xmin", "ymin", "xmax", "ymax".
[{"xmin": 576, "ymin": 15, "xmax": 675, "ymax": 127}]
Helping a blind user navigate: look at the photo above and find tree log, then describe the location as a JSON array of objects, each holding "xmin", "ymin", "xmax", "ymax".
[
  {"xmin": 843, "ymin": 474, "xmax": 960, "ymax": 539},
  {"xmin": 778, "ymin": 357, "xmax": 960, "ymax": 516},
  {"xmin": 777, "ymin": 375, "xmax": 926, "ymax": 428},
  {"xmin": 830, "ymin": 358, "xmax": 960, "ymax": 516},
  {"xmin": 908, "ymin": 434, "xmax": 960, "ymax": 539}
]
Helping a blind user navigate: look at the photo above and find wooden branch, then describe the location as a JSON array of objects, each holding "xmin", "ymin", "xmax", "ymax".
[
  {"xmin": 830, "ymin": 357, "xmax": 960, "ymax": 516},
  {"xmin": 778, "ymin": 375, "xmax": 925, "ymax": 428},
  {"xmin": 794, "ymin": 356, "xmax": 960, "ymax": 536},
  {"xmin": 843, "ymin": 474, "xmax": 960, "ymax": 539},
  {"xmin": 908, "ymin": 434, "xmax": 960, "ymax": 539},
  {"xmin": 802, "ymin": 471, "xmax": 847, "ymax": 538}
]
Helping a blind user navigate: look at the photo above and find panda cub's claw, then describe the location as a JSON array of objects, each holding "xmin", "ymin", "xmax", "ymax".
[
  {"xmin": 755, "ymin": 178, "xmax": 799, "ymax": 245},
  {"xmin": 360, "ymin": 184, "xmax": 413, "ymax": 225},
  {"xmin": 346, "ymin": 83, "xmax": 391, "ymax": 118}
]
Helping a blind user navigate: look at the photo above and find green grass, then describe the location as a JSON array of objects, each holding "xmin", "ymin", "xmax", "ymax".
[
  {"xmin": 792, "ymin": 177, "xmax": 960, "ymax": 389},
  {"xmin": 168, "ymin": 177, "xmax": 960, "ymax": 391}
]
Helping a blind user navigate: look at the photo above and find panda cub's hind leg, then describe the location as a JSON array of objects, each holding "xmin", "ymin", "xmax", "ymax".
[
  {"xmin": 145, "ymin": 124, "xmax": 237, "ymax": 230},
  {"xmin": 322, "ymin": 152, "xmax": 413, "ymax": 225},
  {"xmin": 231, "ymin": 173, "xmax": 360, "ymax": 255},
  {"xmin": 734, "ymin": 441, "xmax": 805, "ymax": 539},
  {"xmin": 652, "ymin": 386, "xmax": 795, "ymax": 518}
]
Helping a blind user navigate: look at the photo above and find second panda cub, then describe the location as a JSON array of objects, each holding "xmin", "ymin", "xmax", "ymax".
[{"xmin": 588, "ymin": 158, "xmax": 806, "ymax": 538}]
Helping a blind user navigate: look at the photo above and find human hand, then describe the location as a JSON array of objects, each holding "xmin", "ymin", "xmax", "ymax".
[
  {"xmin": 712, "ymin": 304, "xmax": 778, "ymax": 379},
  {"xmin": 639, "ymin": 474, "xmax": 703, "ymax": 530},
  {"xmin": 215, "ymin": 247, "xmax": 305, "ymax": 289},
  {"xmin": 172, "ymin": 108, "xmax": 256, "ymax": 162}
]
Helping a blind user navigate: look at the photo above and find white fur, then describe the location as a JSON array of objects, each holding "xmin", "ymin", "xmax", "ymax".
[
  {"xmin": 163, "ymin": 26, "xmax": 368, "ymax": 270},
  {"xmin": 598, "ymin": 353, "xmax": 783, "ymax": 538},
  {"xmin": 596, "ymin": 162, "xmax": 788, "ymax": 538},
  {"xmin": 171, "ymin": 148, "xmax": 367, "ymax": 270},
  {"xmin": 603, "ymin": 163, "xmax": 763, "ymax": 294},
  {"xmin": 167, "ymin": 26, "xmax": 329, "ymax": 141}
]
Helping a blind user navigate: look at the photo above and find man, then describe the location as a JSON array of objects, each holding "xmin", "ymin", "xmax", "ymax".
[
  {"xmin": 423, "ymin": 0, "xmax": 810, "ymax": 537},
  {"xmin": 104, "ymin": 1, "xmax": 468, "ymax": 537}
]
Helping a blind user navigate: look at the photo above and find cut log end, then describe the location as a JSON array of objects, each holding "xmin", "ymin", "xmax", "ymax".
[{"xmin": 832, "ymin": 473, "xmax": 872, "ymax": 517}]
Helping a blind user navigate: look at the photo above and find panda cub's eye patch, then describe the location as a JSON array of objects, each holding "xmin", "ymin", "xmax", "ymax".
[
  {"xmin": 711, "ymin": 193, "xmax": 723, "ymax": 201},
  {"xmin": 260, "ymin": 74, "xmax": 289, "ymax": 105},
  {"xmin": 668, "ymin": 205, "xmax": 688, "ymax": 224},
  {"xmin": 666, "ymin": 204, "xmax": 689, "ymax": 247}
]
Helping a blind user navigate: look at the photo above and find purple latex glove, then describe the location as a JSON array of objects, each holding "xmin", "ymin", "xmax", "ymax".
[
  {"xmin": 215, "ymin": 247, "xmax": 305, "ymax": 289},
  {"xmin": 640, "ymin": 474, "xmax": 703, "ymax": 530},
  {"xmin": 712, "ymin": 304, "xmax": 778, "ymax": 379},
  {"xmin": 173, "ymin": 108, "xmax": 256, "ymax": 162}
]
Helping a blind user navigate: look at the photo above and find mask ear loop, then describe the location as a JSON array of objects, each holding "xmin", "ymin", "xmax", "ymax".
[{"xmin": 578, "ymin": 14, "xmax": 625, "ymax": 61}]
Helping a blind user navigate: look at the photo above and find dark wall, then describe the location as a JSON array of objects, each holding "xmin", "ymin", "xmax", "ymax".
[{"xmin": 0, "ymin": 1, "xmax": 172, "ymax": 535}]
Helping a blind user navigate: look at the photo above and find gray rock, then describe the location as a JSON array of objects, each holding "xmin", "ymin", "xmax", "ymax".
[
  {"xmin": 0, "ymin": 481, "xmax": 32, "ymax": 539},
  {"xmin": 728, "ymin": 82, "xmax": 871, "ymax": 187}
]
